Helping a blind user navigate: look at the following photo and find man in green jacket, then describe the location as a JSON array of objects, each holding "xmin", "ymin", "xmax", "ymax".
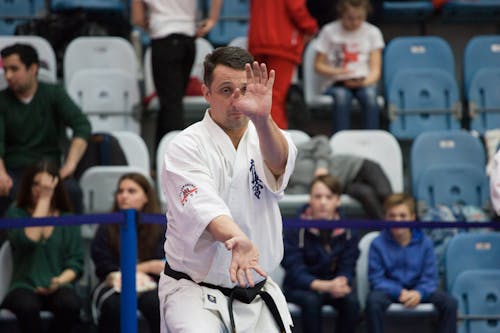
[{"xmin": 0, "ymin": 43, "xmax": 91, "ymax": 216}]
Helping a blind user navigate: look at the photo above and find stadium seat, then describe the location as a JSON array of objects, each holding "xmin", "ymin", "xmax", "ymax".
[
  {"xmin": 382, "ymin": 1, "xmax": 434, "ymax": 22},
  {"xmin": 451, "ymin": 269, "xmax": 500, "ymax": 333},
  {"xmin": 51, "ymin": 0, "xmax": 125, "ymax": 14},
  {"xmin": 0, "ymin": 0, "xmax": 33, "ymax": 17},
  {"xmin": 143, "ymin": 37, "xmax": 213, "ymax": 123},
  {"xmin": 0, "ymin": 35, "xmax": 57, "ymax": 89},
  {"xmin": 444, "ymin": 232, "xmax": 500, "ymax": 291},
  {"xmin": 463, "ymin": 35, "xmax": 500, "ymax": 134},
  {"xmin": 111, "ymin": 131, "xmax": 151, "ymax": 175},
  {"xmin": 330, "ymin": 130, "xmax": 404, "ymax": 193},
  {"xmin": 67, "ymin": 69, "xmax": 141, "ymax": 134},
  {"xmin": 410, "ymin": 130, "xmax": 486, "ymax": 195},
  {"xmin": 383, "ymin": 36, "xmax": 455, "ymax": 93},
  {"xmin": 63, "ymin": 36, "xmax": 138, "ymax": 87},
  {"xmin": 206, "ymin": 0, "xmax": 249, "ymax": 46},
  {"xmin": 227, "ymin": 36, "xmax": 248, "ymax": 49},
  {"xmin": 442, "ymin": 0, "xmax": 500, "ymax": 22},
  {"xmin": 387, "ymin": 68, "xmax": 462, "ymax": 139},
  {"xmin": 357, "ymin": 232, "xmax": 437, "ymax": 314},
  {"xmin": 0, "ymin": 19, "xmax": 26, "ymax": 36},
  {"xmin": 302, "ymin": 39, "xmax": 334, "ymax": 110},
  {"xmin": 156, "ymin": 131, "xmax": 182, "ymax": 210}
]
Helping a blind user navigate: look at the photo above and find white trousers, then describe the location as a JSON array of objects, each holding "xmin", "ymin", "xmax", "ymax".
[{"xmin": 158, "ymin": 272, "xmax": 293, "ymax": 333}]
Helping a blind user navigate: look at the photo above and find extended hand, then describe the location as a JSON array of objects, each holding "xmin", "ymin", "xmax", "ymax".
[
  {"xmin": 233, "ymin": 62, "xmax": 275, "ymax": 123},
  {"xmin": 225, "ymin": 235, "xmax": 267, "ymax": 287}
]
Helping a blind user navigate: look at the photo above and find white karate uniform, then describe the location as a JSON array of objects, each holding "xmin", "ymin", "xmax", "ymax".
[{"xmin": 159, "ymin": 111, "xmax": 297, "ymax": 333}]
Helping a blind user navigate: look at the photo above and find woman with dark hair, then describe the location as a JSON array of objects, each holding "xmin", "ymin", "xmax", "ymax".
[
  {"xmin": 1, "ymin": 160, "xmax": 83, "ymax": 333},
  {"xmin": 91, "ymin": 172, "xmax": 165, "ymax": 333}
]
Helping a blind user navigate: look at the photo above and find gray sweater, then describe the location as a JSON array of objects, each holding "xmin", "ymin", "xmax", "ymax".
[{"xmin": 287, "ymin": 135, "xmax": 364, "ymax": 194}]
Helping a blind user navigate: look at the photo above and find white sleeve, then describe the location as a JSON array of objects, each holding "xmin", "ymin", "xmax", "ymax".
[
  {"xmin": 370, "ymin": 26, "xmax": 385, "ymax": 51},
  {"xmin": 314, "ymin": 25, "xmax": 332, "ymax": 55},
  {"xmin": 490, "ymin": 151, "xmax": 500, "ymax": 215}
]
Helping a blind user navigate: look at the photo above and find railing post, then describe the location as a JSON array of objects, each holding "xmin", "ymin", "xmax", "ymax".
[{"xmin": 120, "ymin": 209, "xmax": 137, "ymax": 333}]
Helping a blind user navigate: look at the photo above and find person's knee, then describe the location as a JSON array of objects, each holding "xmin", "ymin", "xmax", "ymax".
[{"xmin": 365, "ymin": 292, "xmax": 388, "ymax": 313}]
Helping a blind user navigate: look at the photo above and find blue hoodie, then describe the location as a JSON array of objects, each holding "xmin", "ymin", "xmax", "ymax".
[{"xmin": 368, "ymin": 229, "xmax": 438, "ymax": 301}]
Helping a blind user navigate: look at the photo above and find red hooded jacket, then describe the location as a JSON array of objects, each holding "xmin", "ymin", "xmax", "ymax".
[{"xmin": 248, "ymin": 0, "xmax": 318, "ymax": 64}]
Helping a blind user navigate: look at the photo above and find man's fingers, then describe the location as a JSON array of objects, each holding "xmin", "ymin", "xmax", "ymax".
[
  {"xmin": 260, "ymin": 63, "xmax": 268, "ymax": 82},
  {"xmin": 237, "ymin": 269, "xmax": 246, "ymax": 287},
  {"xmin": 266, "ymin": 69, "xmax": 275, "ymax": 90},
  {"xmin": 245, "ymin": 63, "xmax": 254, "ymax": 84}
]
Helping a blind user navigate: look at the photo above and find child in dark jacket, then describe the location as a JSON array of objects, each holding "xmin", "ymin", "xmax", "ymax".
[
  {"xmin": 282, "ymin": 174, "xmax": 360, "ymax": 333},
  {"xmin": 366, "ymin": 193, "xmax": 458, "ymax": 333}
]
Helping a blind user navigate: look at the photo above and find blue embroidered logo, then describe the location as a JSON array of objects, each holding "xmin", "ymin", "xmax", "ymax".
[
  {"xmin": 207, "ymin": 294, "xmax": 217, "ymax": 303},
  {"xmin": 250, "ymin": 159, "xmax": 263, "ymax": 199}
]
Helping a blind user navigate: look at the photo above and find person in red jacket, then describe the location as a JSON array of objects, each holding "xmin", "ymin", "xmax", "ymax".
[{"xmin": 248, "ymin": 0, "xmax": 318, "ymax": 129}]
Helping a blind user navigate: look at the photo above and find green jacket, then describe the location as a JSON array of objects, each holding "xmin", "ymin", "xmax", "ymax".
[
  {"xmin": 6, "ymin": 206, "xmax": 84, "ymax": 291},
  {"xmin": 0, "ymin": 82, "xmax": 91, "ymax": 169}
]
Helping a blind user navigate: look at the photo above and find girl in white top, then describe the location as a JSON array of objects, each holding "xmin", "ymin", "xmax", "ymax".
[{"xmin": 314, "ymin": 0, "xmax": 385, "ymax": 133}]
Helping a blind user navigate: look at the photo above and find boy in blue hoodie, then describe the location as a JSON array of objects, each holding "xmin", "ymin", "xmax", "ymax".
[{"xmin": 366, "ymin": 193, "xmax": 457, "ymax": 333}]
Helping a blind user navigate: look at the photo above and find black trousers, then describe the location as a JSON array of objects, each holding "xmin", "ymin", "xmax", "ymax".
[
  {"xmin": 151, "ymin": 33, "xmax": 196, "ymax": 149},
  {"xmin": 1, "ymin": 287, "xmax": 81, "ymax": 333}
]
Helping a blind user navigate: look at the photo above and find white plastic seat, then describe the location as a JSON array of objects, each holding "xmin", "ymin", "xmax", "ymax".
[
  {"xmin": 227, "ymin": 36, "xmax": 248, "ymax": 49},
  {"xmin": 155, "ymin": 131, "xmax": 181, "ymax": 210},
  {"xmin": 68, "ymin": 69, "xmax": 141, "ymax": 134},
  {"xmin": 63, "ymin": 36, "xmax": 138, "ymax": 86},
  {"xmin": 302, "ymin": 39, "xmax": 334, "ymax": 110},
  {"xmin": 144, "ymin": 38, "xmax": 213, "ymax": 119},
  {"xmin": 330, "ymin": 130, "xmax": 404, "ymax": 193},
  {"xmin": 0, "ymin": 35, "xmax": 57, "ymax": 90},
  {"xmin": 111, "ymin": 131, "xmax": 150, "ymax": 175}
]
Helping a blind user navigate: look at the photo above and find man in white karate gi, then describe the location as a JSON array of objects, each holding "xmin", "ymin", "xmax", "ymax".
[{"xmin": 158, "ymin": 46, "xmax": 297, "ymax": 333}]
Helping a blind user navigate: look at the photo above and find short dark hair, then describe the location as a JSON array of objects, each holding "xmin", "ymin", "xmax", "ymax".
[
  {"xmin": 309, "ymin": 174, "xmax": 342, "ymax": 196},
  {"xmin": 1, "ymin": 43, "xmax": 39, "ymax": 69},
  {"xmin": 383, "ymin": 193, "xmax": 416, "ymax": 216},
  {"xmin": 203, "ymin": 46, "xmax": 254, "ymax": 87}
]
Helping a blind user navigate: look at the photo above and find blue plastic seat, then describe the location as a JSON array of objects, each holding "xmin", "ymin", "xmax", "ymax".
[
  {"xmin": 382, "ymin": 1, "xmax": 434, "ymax": 22},
  {"xmin": 387, "ymin": 68, "xmax": 461, "ymax": 139},
  {"xmin": 468, "ymin": 68, "xmax": 500, "ymax": 134},
  {"xmin": 51, "ymin": 0, "xmax": 125, "ymax": 14},
  {"xmin": 444, "ymin": 232, "xmax": 500, "ymax": 291},
  {"xmin": 452, "ymin": 269, "xmax": 500, "ymax": 333},
  {"xmin": 0, "ymin": 0, "xmax": 33, "ymax": 18},
  {"xmin": 463, "ymin": 35, "xmax": 500, "ymax": 95},
  {"xmin": 415, "ymin": 164, "xmax": 489, "ymax": 209},
  {"xmin": 383, "ymin": 36, "xmax": 455, "ymax": 93},
  {"xmin": 442, "ymin": 0, "xmax": 500, "ymax": 22},
  {"xmin": 410, "ymin": 130, "xmax": 486, "ymax": 193},
  {"xmin": 206, "ymin": 0, "xmax": 249, "ymax": 46}
]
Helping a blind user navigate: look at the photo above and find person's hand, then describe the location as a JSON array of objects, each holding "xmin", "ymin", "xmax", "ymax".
[
  {"xmin": 327, "ymin": 276, "xmax": 351, "ymax": 298},
  {"xmin": 233, "ymin": 62, "xmax": 275, "ymax": 124},
  {"xmin": 59, "ymin": 162, "xmax": 76, "ymax": 179},
  {"xmin": 0, "ymin": 172, "xmax": 13, "ymax": 196},
  {"xmin": 343, "ymin": 78, "xmax": 366, "ymax": 89},
  {"xmin": 36, "ymin": 276, "xmax": 62, "ymax": 295},
  {"xmin": 225, "ymin": 235, "xmax": 267, "ymax": 287},
  {"xmin": 196, "ymin": 18, "xmax": 217, "ymax": 37},
  {"xmin": 399, "ymin": 289, "xmax": 422, "ymax": 308},
  {"xmin": 37, "ymin": 172, "xmax": 59, "ymax": 200},
  {"xmin": 314, "ymin": 167, "xmax": 329, "ymax": 177}
]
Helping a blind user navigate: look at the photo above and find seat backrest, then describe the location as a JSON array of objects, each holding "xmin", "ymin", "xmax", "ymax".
[
  {"xmin": 0, "ymin": 35, "xmax": 57, "ymax": 84},
  {"xmin": 356, "ymin": 231, "xmax": 380, "ymax": 310},
  {"xmin": 468, "ymin": 68, "xmax": 500, "ymax": 134},
  {"xmin": 0, "ymin": 241, "xmax": 13, "ymax": 304},
  {"xmin": 207, "ymin": 0, "xmax": 249, "ymax": 46},
  {"xmin": 111, "ymin": 131, "xmax": 150, "ymax": 175},
  {"xmin": 330, "ymin": 130, "xmax": 403, "ymax": 192},
  {"xmin": 302, "ymin": 38, "xmax": 333, "ymax": 108},
  {"xmin": 451, "ymin": 269, "xmax": 500, "ymax": 333},
  {"xmin": 63, "ymin": 36, "xmax": 138, "ymax": 86},
  {"xmin": 285, "ymin": 129, "xmax": 311, "ymax": 146},
  {"xmin": 463, "ymin": 35, "xmax": 500, "ymax": 94},
  {"xmin": 156, "ymin": 130, "xmax": 182, "ymax": 209},
  {"xmin": 227, "ymin": 36, "xmax": 248, "ymax": 49},
  {"xmin": 416, "ymin": 164, "xmax": 489, "ymax": 208},
  {"xmin": 410, "ymin": 130, "xmax": 486, "ymax": 193},
  {"xmin": 0, "ymin": 0, "xmax": 33, "ymax": 16},
  {"xmin": 445, "ymin": 232, "xmax": 500, "ymax": 291},
  {"xmin": 80, "ymin": 165, "xmax": 153, "ymax": 214},
  {"xmin": 143, "ymin": 37, "xmax": 213, "ymax": 110},
  {"xmin": 383, "ymin": 36, "xmax": 455, "ymax": 92}
]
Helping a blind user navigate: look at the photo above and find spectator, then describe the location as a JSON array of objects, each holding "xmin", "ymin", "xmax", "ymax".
[
  {"xmin": 366, "ymin": 193, "xmax": 458, "ymax": 333},
  {"xmin": 131, "ymin": 0, "xmax": 222, "ymax": 149},
  {"xmin": 489, "ymin": 149, "xmax": 500, "ymax": 215},
  {"xmin": 0, "ymin": 43, "xmax": 91, "ymax": 216},
  {"xmin": 91, "ymin": 172, "xmax": 165, "ymax": 333},
  {"xmin": 248, "ymin": 0, "xmax": 318, "ymax": 129},
  {"xmin": 287, "ymin": 135, "xmax": 392, "ymax": 219},
  {"xmin": 1, "ymin": 160, "xmax": 83, "ymax": 333},
  {"xmin": 282, "ymin": 174, "xmax": 360, "ymax": 333},
  {"xmin": 314, "ymin": 0, "xmax": 384, "ymax": 133}
]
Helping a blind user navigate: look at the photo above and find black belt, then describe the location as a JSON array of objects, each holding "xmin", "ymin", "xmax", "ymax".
[{"xmin": 164, "ymin": 262, "xmax": 287, "ymax": 333}]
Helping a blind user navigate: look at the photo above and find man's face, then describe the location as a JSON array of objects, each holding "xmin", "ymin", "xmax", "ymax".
[
  {"xmin": 385, "ymin": 203, "xmax": 415, "ymax": 238},
  {"xmin": 202, "ymin": 64, "xmax": 249, "ymax": 132},
  {"xmin": 2, "ymin": 54, "xmax": 37, "ymax": 95}
]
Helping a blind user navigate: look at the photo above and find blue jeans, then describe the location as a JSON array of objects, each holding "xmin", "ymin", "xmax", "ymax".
[
  {"xmin": 285, "ymin": 288, "xmax": 360, "ymax": 333},
  {"xmin": 325, "ymin": 84, "xmax": 380, "ymax": 132},
  {"xmin": 365, "ymin": 290, "xmax": 458, "ymax": 333}
]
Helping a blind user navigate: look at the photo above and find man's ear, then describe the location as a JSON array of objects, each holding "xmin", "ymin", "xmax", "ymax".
[{"xmin": 201, "ymin": 83, "xmax": 210, "ymax": 102}]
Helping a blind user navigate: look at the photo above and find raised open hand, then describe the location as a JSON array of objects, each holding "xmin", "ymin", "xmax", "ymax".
[
  {"xmin": 232, "ymin": 61, "xmax": 275, "ymax": 123},
  {"xmin": 225, "ymin": 235, "xmax": 267, "ymax": 287}
]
